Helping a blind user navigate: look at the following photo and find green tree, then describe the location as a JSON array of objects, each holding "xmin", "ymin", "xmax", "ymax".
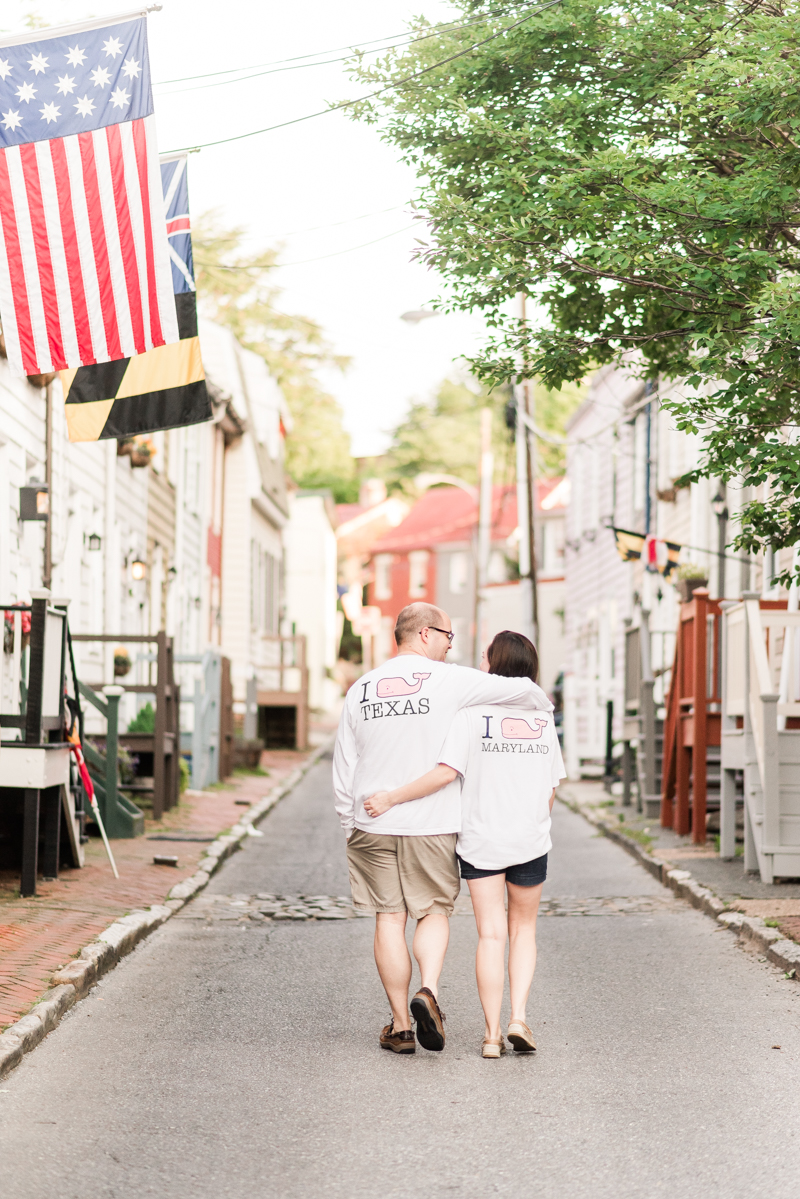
[
  {"xmin": 352, "ymin": 0, "xmax": 800, "ymax": 574},
  {"xmin": 382, "ymin": 373, "xmax": 580, "ymax": 495},
  {"xmin": 382, "ymin": 375, "xmax": 512, "ymax": 495},
  {"xmin": 193, "ymin": 213, "xmax": 357, "ymax": 501}
]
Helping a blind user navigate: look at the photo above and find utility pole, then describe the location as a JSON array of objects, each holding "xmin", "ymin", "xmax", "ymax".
[
  {"xmin": 43, "ymin": 381, "xmax": 53, "ymax": 590},
  {"xmin": 712, "ymin": 485, "xmax": 728, "ymax": 599},
  {"xmin": 516, "ymin": 292, "xmax": 539, "ymax": 645},
  {"xmin": 474, "ymin": 407, "xmax": 494, "ymax": 666}
]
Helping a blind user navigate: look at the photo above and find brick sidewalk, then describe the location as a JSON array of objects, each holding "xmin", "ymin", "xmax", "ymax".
[{"xmin": 0, "ymin": 746, "xmax": 322, "ymax": 1030}]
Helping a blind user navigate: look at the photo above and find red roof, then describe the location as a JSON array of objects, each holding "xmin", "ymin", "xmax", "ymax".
[
  {"xmin": 537, "ymin": 477, "xmax": 566, "ymax": 510},
  {"xmin": 336, "ymin": 503, "xmax": 364, "ymax": 525},
  {"xmin": 371, "ymin": 479, "xmax": 565, "ymax": 555},
  {"xmin": 372, "ymin": 486, "xmax": 510, "ymax": 553}
]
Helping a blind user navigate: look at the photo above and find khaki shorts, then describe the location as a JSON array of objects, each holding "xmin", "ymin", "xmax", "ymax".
[{"xmin": 346, "ymin": 830, "xmax": 460, "ymax": 920}]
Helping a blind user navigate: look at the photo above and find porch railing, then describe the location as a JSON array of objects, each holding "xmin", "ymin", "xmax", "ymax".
[{"xmin": 721, "ymin": 594, "xmax": 800, "ymax": 881}]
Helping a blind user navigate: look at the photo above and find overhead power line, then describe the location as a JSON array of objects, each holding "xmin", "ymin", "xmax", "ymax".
[
  {"xmin": 153, "ymin": 2, "xmax": 536, "ymax": 89},
  {"xmin": 162, "ymin": 0, "xmax": 562, "ymax": 153},
  {"xmin": 195, "ymin": 223, "xmax": 417, "ymax": 271},
  {"xmin": 269, "ymin": 205, "xmax": 403, "ymax": 238}
]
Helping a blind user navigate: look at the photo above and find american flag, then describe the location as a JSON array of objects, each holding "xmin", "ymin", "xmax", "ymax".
[{"xmin": 0, "ymin": 13, "xmax": 178, "ymax": 378}]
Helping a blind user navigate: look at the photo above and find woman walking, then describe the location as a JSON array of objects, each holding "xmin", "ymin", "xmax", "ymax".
[{"xmin": 364, "ymin": 630, "xmax": 565, "ymax": 1058}]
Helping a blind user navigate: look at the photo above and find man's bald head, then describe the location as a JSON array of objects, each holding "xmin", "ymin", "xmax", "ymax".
[{"xmin": 394, "ymin": 602, "xmax": 449, "ymax": 648}]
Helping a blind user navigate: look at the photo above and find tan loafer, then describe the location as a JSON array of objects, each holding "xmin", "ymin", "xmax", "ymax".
[
  {"xmin": 481, "ymin": 1036, "xmax": 507, "ymax": 1059},
  {"xmin": 507, "ymin": 1020, "xmax": 537, "ymax": 1053}
]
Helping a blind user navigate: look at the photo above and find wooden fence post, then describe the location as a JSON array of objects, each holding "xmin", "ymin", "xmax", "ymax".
[
  {"xmin": 660, "ymin": 632, "xmax": 680, "ymax": 828},
  {"xmin": 692, "ymin": 589, "xmax": 709, "ymax": 843},
  {"xmin": 719, "ymin": 601, "xmax": 738, "ymax": 860},
  {"xmin": 761, "ymin": 692, "xmax": 780, "ymax": 884},
  {"xmin": 153, "ymin": 630, "xmax": 167, "ymax": 819},
  {"xmin": 25, "ymin": 594, "xmax": 47, "ymax": 744},
  {"xmin": 296, "ymin": 635, "xmax": 309, "ymax": 751},
  {"xmin": 219, "ymin": 656, "xmax": 233, "ymax": 779},
  {"xmin": 20, "ymin": 789, "xmax": 40, "ymax": 897},
  {"xmin": 674, "ymin": 609, "xmax": 691, "ymax": 836}
]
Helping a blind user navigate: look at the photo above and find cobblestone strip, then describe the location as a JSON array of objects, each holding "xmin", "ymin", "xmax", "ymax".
[
  {"xmin": 176, "ymin": 894, "xmax": 372, "ymax": 923},
  {"xmin": 178, "ymin": 893, "xmax": 679, "ymax": 925},
  {"xmin": 558, "ymin": 789, "xmax": 800, "ymax": 981},
  {"xmin": 0, "ymin": 740, "xmax": 334, "ymax": 1080}
]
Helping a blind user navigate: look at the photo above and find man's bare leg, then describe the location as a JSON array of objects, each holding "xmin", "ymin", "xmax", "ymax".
[
  {"xmin": 411, "ymin": 912, "xmax": 450, "ymax": 998},
  {"xmin": 374, "ymin": 911, "xmax": 412, "ymax": 1030}
]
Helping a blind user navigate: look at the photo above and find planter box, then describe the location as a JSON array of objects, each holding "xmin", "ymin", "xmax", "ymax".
[
  {"xmin": 233, "ymin": 739, "xmax": 265, "ymax": 771},
  {"xmin": 677, "ymin": 577, "xmax": 708, "ymax": 603}
]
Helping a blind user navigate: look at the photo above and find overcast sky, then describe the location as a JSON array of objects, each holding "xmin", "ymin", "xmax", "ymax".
[{"xmin": 5, "ymin": 1, "xmax": 492, "ymax": 456}]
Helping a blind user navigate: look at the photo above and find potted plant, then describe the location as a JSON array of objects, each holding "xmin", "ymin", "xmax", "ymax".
[{"xmin": 675, "ymin": 562, "xmax": 709, "ymax": 603}]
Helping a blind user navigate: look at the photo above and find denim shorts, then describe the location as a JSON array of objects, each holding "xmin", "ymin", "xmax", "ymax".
[{"xmin": 457, "ymin": 852, "xmax": 548, "ymax": 888}]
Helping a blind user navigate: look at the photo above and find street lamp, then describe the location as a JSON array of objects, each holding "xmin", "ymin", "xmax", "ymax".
[
  {"xmin": 414, "ymin": 472, "xmax": 478, "ymax": 500},
  {"xmin": 712, "ymin": 487, "xmax": 728, "ymax": 598},
  {"xmin": 400, "ymin": 309, "xmax": 439, "ymax": 325}
]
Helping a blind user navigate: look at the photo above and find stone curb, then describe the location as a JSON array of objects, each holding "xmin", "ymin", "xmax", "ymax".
[
  {"xmin": 558, "ymin": 789, "xmax": 800, "ymax": 979},
  {"xmin": 0, "ymin": 738, "xmax": 333, "ymax": 1081}
]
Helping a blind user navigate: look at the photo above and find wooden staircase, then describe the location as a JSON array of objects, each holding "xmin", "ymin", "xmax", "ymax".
[{"xmin": 622, "ymin": 617, "xmax": 665, "ymax": 818}]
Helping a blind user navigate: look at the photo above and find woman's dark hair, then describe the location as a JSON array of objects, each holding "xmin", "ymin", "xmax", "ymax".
[{"xmin": 486, "ymin": 630, "xmax": 539, "ymax": 683}]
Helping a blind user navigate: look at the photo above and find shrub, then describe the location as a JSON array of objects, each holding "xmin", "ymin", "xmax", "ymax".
[{"xmin": 128, "ymin": 702, "xmax": 155, "ymax": 733}]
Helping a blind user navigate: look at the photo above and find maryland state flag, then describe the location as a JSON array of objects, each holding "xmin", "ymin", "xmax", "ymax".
[
  {"xmin": 61, "ymin": 153, "xmax": 211, "ymax": 442},
  {"xmin": 613, "ymin": 527, "xmax": 682, "ymax": 577},
  {"xmin": 612, "ymin": 527, "xmax": 646, "ymax": 562},
  {"xmin": 656, "ymin": 539, "xmax": 682, "ymax": 578}
]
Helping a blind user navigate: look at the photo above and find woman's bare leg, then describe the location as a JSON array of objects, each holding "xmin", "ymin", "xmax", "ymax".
[
  {"xmin": 467, "ymin": 874, "xmax": 508, "ymax": 1040},
  {"xmin": 506, "ymin": 881, "xmax": 544, "ymax": 1024}
]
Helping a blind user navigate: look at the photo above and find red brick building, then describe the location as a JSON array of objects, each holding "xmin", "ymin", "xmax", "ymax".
[{"xmin": 362, "ymin": 481, "xmax": 566, "ymax": 687}]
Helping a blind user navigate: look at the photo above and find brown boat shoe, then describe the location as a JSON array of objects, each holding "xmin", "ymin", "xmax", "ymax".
[
  {"xmin": 380, "ymin": 1021, "xmax": 416, "ymax": 1054},
  {"xmin": 410, "ymin": 987, "xmax": 446, "ymax": 1052}
]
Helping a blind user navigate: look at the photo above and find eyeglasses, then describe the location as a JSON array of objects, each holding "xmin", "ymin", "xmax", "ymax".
[{"xmin": 424, "ymin": 626, "xmax": 455, "ymax": 644}]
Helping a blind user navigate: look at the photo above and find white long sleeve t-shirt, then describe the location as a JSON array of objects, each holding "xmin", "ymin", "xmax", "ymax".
[{"xmin": 332, "ymin": 657, "xmax": 553, "ymax": 837}]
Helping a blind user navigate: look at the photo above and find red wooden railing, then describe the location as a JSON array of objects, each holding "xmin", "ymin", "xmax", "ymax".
[
  {"xmin": 661, "ymin": 591, "xmax": 791, "ymax": 842},
  {"xmin": 661, "ymin": 589, "xmax": 722, "ymax": 842}
]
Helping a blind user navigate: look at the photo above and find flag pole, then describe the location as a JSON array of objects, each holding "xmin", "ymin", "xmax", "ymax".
[
  {"xmin": 43, "ymin": 381, "xmax": 52, "ymax": 590},
  {"xmin": 0, "ymin": 6, "xmax": 163, "ymax": 49}
]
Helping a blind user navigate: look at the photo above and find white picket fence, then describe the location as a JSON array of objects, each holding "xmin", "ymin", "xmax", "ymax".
[{"xmin": 721, "ymin": 594, "xmax": 800, "ymax": 882}]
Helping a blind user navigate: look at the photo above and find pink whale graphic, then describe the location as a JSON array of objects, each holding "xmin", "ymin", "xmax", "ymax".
[
  {"xmin": 376, "ymin": 672, "xmax": 431, "ymax": 698},
  {"xmin": 501, "ymin": 716, "xmax": 549, "ymax": 740}
]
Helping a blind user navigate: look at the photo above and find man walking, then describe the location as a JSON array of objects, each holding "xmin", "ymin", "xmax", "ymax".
[{"xmin": 333, "ymin": 602, "xmax": 552, "ymax": 1055}]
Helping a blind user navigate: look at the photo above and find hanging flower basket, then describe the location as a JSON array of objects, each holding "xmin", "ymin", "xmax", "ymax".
[
  {"xmin": 114, "ymin": 647, "xmax": 132, "ymax": 677},
  {"xmin": 3, "ymin": 607, "xmax": 31, "ymax": 654},
  {"xmin": 117, "ymin": 437, "xmax": 156, "ymax": 468}
]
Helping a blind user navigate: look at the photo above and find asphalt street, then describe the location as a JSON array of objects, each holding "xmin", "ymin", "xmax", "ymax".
[{"xmin": 2, "ymin": 752, "xmax": 800, "ymax": 1199}]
